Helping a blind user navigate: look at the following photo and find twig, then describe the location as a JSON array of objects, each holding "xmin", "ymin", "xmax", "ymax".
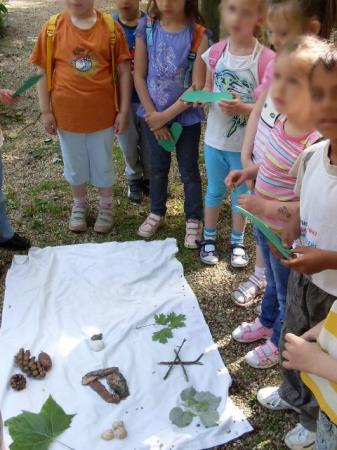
[
  {"xmin": 55, "ymin": 439, "xmax": 76, "ymax": 450},
  {"xmin": 174, "ymin": 349, "xmax": 189, "ymax": 382},
  {"xmin": 159, "ymin": 353, "xmax": 204, "ymax": 366},
  {"xmin": 135, "ymin": 323, "xmax": 157, "ymax": 330},
  {"xmin": 163, "ymin": 339, "xmax": 186, "ymax": 380}
]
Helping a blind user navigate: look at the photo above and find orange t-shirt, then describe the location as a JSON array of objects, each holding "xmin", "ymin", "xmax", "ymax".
[{"xmin": 30, "ymin": 10, "xmax": 131, "ymax": 133}]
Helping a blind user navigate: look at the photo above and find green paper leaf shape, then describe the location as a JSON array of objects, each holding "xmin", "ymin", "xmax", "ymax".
[
  {"xmin": 235, "ymin": 206, "xmax": 292, "ymax": 260},
  {"xmin": 181, "ymin": 90, "xmax": 232, "ymax": 104},
  {"xmin": 5, "ymin": 395, "xmax": 75, "ymax": 450},
  {"xmin": 158, "ymin": 122, "xmax": 183, "ymax": 152},
  {"xmin": 13, "ymin": 73, "xmax": 43, "ymax": 98}
]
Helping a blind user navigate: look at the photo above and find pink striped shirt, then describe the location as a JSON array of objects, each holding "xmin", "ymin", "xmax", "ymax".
[{"xmin": 255, "ymin": 116, "xmax": 320, "ymax": 229}]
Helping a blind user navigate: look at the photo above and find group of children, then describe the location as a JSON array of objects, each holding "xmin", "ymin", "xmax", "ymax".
[{"xmin": 0, "ymin": 0, "xmax": 336, "ymax": 449}]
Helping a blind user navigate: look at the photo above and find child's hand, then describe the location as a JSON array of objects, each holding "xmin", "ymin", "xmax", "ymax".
[
  {"xmin": 282, "ymin": 247, "xmax": 331, "ymax": 275},
  {"xmin": 145, "ymin": 111, "xmax": 169, "ymax": 131},
  {"xmin": 42, "ymin": 112, "xmax": 57, "ymax": 136},
  {"xmin": 225, "ymin": 170, "xmax": 247, "ymax": 188},
  {"xmin": 219, "ymin": 93, "xmax": 243, "ymax": 116},
  {"xmin": 282, "ymin": 333, "xmax": 324, "ymax": 373},
  {"xmin": 238, "ymin": 195, "xmax": 264, "ymax": 216},
  {"xmin": 154, "ymin": 126, "xmax": 172, "ymax": 141},
  {"xmin": 0, "ymin": 89, "xmax": 18, "ymax": 106},
  {"xmin": 279, "ymin": 221, "xmax": 300, "ymax": 248},
  {"xmin": 114, "ymin": 111, "xmax": 128, "ymax": 135}
]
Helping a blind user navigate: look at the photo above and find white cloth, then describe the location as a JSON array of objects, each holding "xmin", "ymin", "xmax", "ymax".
[
  {"xmin": 292, "ymin": 140, "xmax": 337, "ymax": 296},
  {"xmin": 0, "ymin": 239, "xmax": 252, "ymax": 450},
  {"xmin": 202, "ymin": 40, "xmax": 261, "ymax": 152}
]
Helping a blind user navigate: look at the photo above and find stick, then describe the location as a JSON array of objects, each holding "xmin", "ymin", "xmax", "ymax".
[
  {"xmin": 159, "ymin": 353, "xmax": 204, "ymax": 366},
  {"xmin": 174, "ymin": 349, "xmax": 189, "ymax": 382},
  {"xmin": 163, "ymin": 339, "xmax": 186, "ymax": 380},
  {"xmin": 55, "ymin": 440, "xmax": 76, "ymax": 450}
]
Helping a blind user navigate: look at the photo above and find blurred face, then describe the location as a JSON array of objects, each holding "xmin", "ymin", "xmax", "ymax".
[
  {"xmin": 267, "ymin": 10, "xmax": 304, "ymax": 52},
  {"xmin": 65, "ymin": 0, "xmax": 95, "ymax": 17},
  {"xmin": 155, "ymin": 0, "xmax": 185, "ymax": 19},
  {"xmin": 115, "ymin": 0, "xmax": 140, "ymax": 19},
  {"xmin": 310, "ymin": 65, "xmax": 337, "ymax": 141},
  {"xmin": 222, "ymin": 0, "xmax": 263, "ymax": 39},
  {"xmin": 272, "ymin": 53, "xmax": 311, "ymax": 117}
]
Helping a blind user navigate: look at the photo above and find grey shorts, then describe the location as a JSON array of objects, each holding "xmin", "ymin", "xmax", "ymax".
[
  {"xmin": 315, "ymin": 411, "xmax": 337, "ymax": 450},
  {"xmin": 58, "ymin": 127, "xmax": 115, "ymax": 188}
]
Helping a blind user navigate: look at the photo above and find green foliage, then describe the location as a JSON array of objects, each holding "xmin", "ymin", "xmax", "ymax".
[
  {"xmin": 152, "ymin": 312, "xmax": 186, "ymax": 344},
  {"xmin": 5, "ymin": 395, "xmax": 75, "ymax": 450},
  {"xmin": 170, "ymin": 387, "xmax": 221, "ymax": 428}
]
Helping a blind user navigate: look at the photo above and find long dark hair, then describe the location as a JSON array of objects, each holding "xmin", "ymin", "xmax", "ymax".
[
  {"xmin": 268, "ymin": 0, "xmax": 337, "ymax": 40},
  {"xmin": 147, "ymin": 0, "xmax": 206, "ymax": 25}
]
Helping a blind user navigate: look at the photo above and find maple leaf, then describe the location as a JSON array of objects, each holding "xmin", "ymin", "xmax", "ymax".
[
  {"xmin": 5, "ymin": 395, "xmax": 75, "ymax": 450},
  {"xmin": 154, "ymin": 313, "xmax": 170, "ymax": 326},
  {"xmin": 152, "ymin": 327, "xmax": 173, "ymax": 344},
  {"xmin": 166, "ymin": 313, "xmax": 186, "ymax": 329}
]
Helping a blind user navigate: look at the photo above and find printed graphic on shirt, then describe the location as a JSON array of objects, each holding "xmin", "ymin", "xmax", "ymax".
[
  {"xmin": 70, "ymin": 48, "xmax": 98, "ymax": 77},
  {"xmin": 300, "ymin": 219, "xmax": 318, "ymax": 248},
  {"xmin": 214, "ymin": 68, "xmax": 255, "ymax": 138}
]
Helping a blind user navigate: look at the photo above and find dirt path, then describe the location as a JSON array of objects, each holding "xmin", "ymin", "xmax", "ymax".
[{"xmin": 0, "ymin": 1, "xmax": 294, "ymax": 448}]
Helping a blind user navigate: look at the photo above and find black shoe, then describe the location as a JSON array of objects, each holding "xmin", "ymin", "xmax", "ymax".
[
  {"xmin": 128, "ymin": 179, "xmax": 143, "ymax": 204},
  {"xmin": 142, "ymin": 179, "xmax": 150, "ymax": 196},
  {"xmin": 0, "ymin": 233, "xmax": 31, "ymax": 251}
]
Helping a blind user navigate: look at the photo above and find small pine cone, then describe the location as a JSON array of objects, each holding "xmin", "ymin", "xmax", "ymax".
[{"xmin": 10, "ymin": 374, "xmax": 27, "ymax": 391}]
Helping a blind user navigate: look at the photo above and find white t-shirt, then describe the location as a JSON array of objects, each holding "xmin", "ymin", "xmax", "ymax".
[
  {"xmin": 202, "ymin": 40, "xmax": 262, "ymax": 152},
  {"xmin": 292, "ymin": 140, "xmax": 337, "ymax": 296}
]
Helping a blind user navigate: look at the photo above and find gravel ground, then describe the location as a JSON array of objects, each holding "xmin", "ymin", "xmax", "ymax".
[{"xmin": 0, "ymin": 1, "xmax": 296, "ymax": 448}]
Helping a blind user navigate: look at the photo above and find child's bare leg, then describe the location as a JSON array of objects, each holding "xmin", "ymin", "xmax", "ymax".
[
  {"xmin": 200, "ymin": 206, "xmax": 220, "ymax": 265},
  {"xmin": 71, "ymin": 184, "xmax": 87, "ymax": 206}
]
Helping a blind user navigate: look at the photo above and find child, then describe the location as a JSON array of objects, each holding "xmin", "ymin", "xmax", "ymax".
[
  {"xmin": 257, "ymin": 47, "xmax": 337, "ymax": 450},
  {"xmin": 30, "ymin": 0, "xmax": 132, "ymax": 233},
  {"xmin": 232, "ymin": 0, "xmax": 336, "ymax": 305},
  {"xmin": 0, "ymin": 89, "xmax": 30, "ymax": 251},
  {"xmin": 114, "ymin": 0, "xmax": 150, "ymax": 204},
  {"xmin": 226, "ymin": 36, "xmax": 328, "ymax": 369},
  {"xmin": 199, "ymin": 0, "xmax": 274, "ymax": 268},
  {"xmin": 134, "ymin": 0, "xmax": 209, "ymax": 248}
]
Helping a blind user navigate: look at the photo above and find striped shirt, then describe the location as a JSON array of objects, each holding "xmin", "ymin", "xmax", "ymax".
[
  {"xmin": 301, "ymin": 300, "xmax": 337, "ymax": 425},
  {"xmin": 254, "ymin": 116, "xmax": 320, "ymax": 229}
]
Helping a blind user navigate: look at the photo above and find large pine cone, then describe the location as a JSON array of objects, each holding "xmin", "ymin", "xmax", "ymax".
[
  {"xmin": 14, "ymin": 349, "xmax": 47, "ymax": 379},
  {"xmin": 10, "ymin": 374, "xmax": 26, "ymax": 391}
]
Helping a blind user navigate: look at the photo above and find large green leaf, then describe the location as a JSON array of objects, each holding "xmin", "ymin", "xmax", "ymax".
[
  {"xmin": 5, "ymin": 395, "xmax": 75, "ymax": 450},
  {"xmin": 199, "ymin": 409, "xmax": 220, "ymax": 428},
  {"xmin": 169, "ymin": 407, "xmax": 194, "ymax": 428},
  {"xmin": 194, "ymin": 391, "xmax": 222, "ymax": 411}
]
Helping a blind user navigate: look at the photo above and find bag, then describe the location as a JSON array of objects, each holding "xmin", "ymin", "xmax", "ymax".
[
  {"xmin": 145, "ymin": 17, "xmax": 208, "ymax": 88},
  {"xmin": 46, "ymin": 13, "xmax": 119, "ymax": 111}
]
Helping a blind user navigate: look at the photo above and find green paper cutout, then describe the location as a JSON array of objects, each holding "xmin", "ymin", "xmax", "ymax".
[
  {"xmin": 158, "ymin": 122, "xmax": 183, "ymax": 152},
  {"xmin": 181, "ymin": 90, "xmax": 232, "ymax": 104},
  {"xmin": 236, "ymin": 206, "xmax": 292, "ymax": 260},
  {"xmin": 13, "ymin": 73, "xmax": 43, "ymax": 97}
]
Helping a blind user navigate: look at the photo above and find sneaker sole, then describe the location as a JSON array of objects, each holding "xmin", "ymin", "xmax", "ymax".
[
  {"xmin": 184, "ymin": 241, "xmax": 199, "ymax": 250},
  {"xmin": 232, "ymin": 333, "xmax": 273, "ymax": 343},
  {"xmin": 257, "ymin": 391, "xmax": 301, "ymax": 413},
  {"xmin": 285, "ymin": 438, "xmax": 315, "ymax": 450},
  {"xmin": 94, "ymin": 226, "xmax": 112, "ymax": 234},
  {"xmin": 231, "ymin": 261, "xmax": 249, "ymax": 268},
  {"xmin": 137, "ymin": 222, "xmax": 164, "ymax": 239},
  {"xmin": 69, "ymin": 225, "xmax": 87, "ymax": 233},
  {"xmin": 246, "ymin": 358, "xmax": 279, "ymax": 369},
  {"xmin": 231, "ymin": 294, "xmax": 257, "ymax": 308}
]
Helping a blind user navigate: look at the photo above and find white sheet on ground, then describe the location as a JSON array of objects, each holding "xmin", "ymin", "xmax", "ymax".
[{"xmin": 0, "ymin": 239, "xmax": 252, "ymax": 450}]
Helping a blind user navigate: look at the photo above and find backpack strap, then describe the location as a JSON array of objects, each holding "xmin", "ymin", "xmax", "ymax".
[
  {"xmin": 208, "ymin": 39, "xmax": 228, "ymax": 72},
  {"xmin": 145, "ymin": 16, "xmax": 155, "ymax": 47},
  {"xmin": 183, "ymin": 24, "xmax": 207, "ymax": 88},
  {"xmin": 103, "ymin": 13, "xmax": 119, "ymax": 112},
  {"xmin": 257, "ymin": 47, "xmax": 275, "ymax": 84},
  {"xmin": 46, "ymin": 13, "xmax": 61, "ymax": 92}
]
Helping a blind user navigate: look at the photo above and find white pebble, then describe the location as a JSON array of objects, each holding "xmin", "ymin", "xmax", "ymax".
[
  {"xmin": 89, "ymin": 339, "xmax": 105, "ymax": 352},
  {"xmin": 101, "ymin": 429, "xmax": 114, "ymax": 441},
  {"xmin": 112, "ymin": 420, "xmax": 124, "ymax": 430},
  {"xmin": 114, "ymin": 427, "xmax": 127, "ymax": 440}
]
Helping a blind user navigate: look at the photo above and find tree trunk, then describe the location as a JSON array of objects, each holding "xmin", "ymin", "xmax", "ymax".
[{"xmin": 201, "ymin": 0, "xmax": 221, "ymax": 42}]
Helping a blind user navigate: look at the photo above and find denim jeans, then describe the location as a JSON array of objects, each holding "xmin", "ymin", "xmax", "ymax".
[
  {"xmin": 0, "ymin": 151, "xmax": 14, "ymax": 243},
  {"xmin": 144, "ymin": 122, "xmax": 203, "ymax": 220},
  {"xmin": 255, "ymin": 228, "xmax": 290, "ymax": 347},
  {"xmin": 116, "ymin": 104, "xmax": 151, "ymax": 181}
]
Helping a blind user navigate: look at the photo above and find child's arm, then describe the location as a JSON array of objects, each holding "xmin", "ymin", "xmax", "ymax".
[
  {"xmin": 225, "ymin": 164, "xmax": 260, "ymax": 188},
  {"xmin": 219, "ymin": 94, "xmax": 254, "ymax": 118},
  {"xmin": 113, "ymin": 61, "xmax": 132, "ymax": 135},
  {"xmin": 203, "ymin": 67, "xmax": 213, "ymax": 92},
  {"xmin": 144, "ymin": 34, "xmax": 209, "ymax": 131},
  {"xmin": 134, "ymin": 37, "xmax": 171, "ymax": 141},
  {"xmin": 36, "ymin": 68, "xmax": 57, "ymax": 136},
  {"xmin": 241, "ymin": 90, "xmax": 267, "ymax": 168},
  {"xmin": 283, "ymin": 333, "xmax": 337, "ymax": 384},
  {"xmin": 283, "ymin": 249, "xmax": 337, "ymax": 275}
]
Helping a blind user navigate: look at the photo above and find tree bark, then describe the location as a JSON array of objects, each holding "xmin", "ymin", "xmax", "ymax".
[{"xmin": 201, "ymin": 0, "xmax": 221, "ymax": 42}]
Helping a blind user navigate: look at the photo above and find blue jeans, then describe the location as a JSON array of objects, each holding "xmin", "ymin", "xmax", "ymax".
[
  {"xmin": 0, "ymin": 152, "xmax": 14, "ymax": 243},
  {"xmin": 256, "ymin": 228, "xmax": 290, "ymax": 347},
  {"xmin": 144, "ymin": 122, "xmax": 203, "ymax": 220}
]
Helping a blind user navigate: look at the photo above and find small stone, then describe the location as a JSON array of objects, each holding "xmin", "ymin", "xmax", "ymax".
[
  {"xmin": 114, "ymin": 426, "xmax": 127, "ymax": 440},
  {"xmin": 91, "ymin": 333, "xmax": 103, "ymax": 341},
  {"xmin": 89, "ymin": 339, "xmax": 105, "ymax": 352},
  {"xmin": 112, "ymin": 420, "xmax": 124, "ymax": 430},
  {"xmin": 101, "ymin": 429, "xmax": 114, "ymax": 441}
]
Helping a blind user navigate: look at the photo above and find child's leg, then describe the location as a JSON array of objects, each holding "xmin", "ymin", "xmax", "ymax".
[
  {"xmin": 175, "ymin": 123, "xmax": 203, "ymax": 248},
  {"xmin": 0, "ymin": 153, "xmax": 14, "ymax": 243},
  {"xmin": 117, "ymin": 105, "xmax": 144, "ymax": 203},
  {"xmin": 315, "ymin": 410, "xmax": 337, "ymax": 450},
  {"xmin": 201, "ymin": 145, "xmax": 228, "ymax": 264},
  {"xmin": 138, "ymin": 118, "xmax": 151, "ymax": 191}
]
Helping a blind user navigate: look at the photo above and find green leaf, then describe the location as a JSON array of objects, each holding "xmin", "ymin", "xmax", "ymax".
[
  {"xmin": 154, "ymin": 313, "xmax": 170, "ymax": 326},
  {"xmin": 166, "ymin": 313, "xmax": 186, "ymax": 329},
  {"xmin": 5, "ymin": 395, "xmax": 75, "ymax": 450},
  {"xmin": 169, "ymin": 407, "xmax": 194, "ymax": 428},
  {"xmin": 152, "ymin": 327, "xmax": 173, "ymax": 344},
  {"xmin": 199, "ymin": 409, "xmax": 220, "ymax": 428},
  {"xmin": 180, "ymin": 387, "xmax": 197, "ymax": 402},
  {"xmin": 194, "ymin": 391, "xmax": 222, "ymax": 411}
]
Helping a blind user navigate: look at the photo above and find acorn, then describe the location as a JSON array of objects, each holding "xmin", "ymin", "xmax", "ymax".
[{"xmin": 38, "ymin": 352, "xmax": 52, "ymax": 371}]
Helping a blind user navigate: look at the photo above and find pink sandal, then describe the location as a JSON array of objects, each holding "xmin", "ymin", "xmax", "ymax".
[
  {"xmin": 232, "ymin": 317, "xmax": 273, "ymax": 343},
  {"xmin": 245, "ymin": 340, "xmax": 280, "ymax": 369}
]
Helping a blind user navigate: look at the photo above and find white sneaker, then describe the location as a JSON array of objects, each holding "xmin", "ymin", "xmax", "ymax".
[
  {"xmin": 231, "ymin": 245, "xmax": 249, "ymax": 268},
  {"xmin": 257, "ymin": 386, "xmax": 300, "ymax": 412},
  {"xmin": 284, "ymin": 423, "xmax": 316, "ymax": 450}
]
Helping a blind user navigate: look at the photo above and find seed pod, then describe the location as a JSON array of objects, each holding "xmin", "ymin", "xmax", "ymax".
[
  {"xmin": 38, "ymin": 352, "xmax": 52, "ymax": 371},
  {"xmin": 101, "ymin": 429, "xmax": 114, "ymax": 441}
]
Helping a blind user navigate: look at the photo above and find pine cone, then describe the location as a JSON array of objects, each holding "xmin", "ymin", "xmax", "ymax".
[
  {"xmin": 14, "ymin": 349, "xmax": 47, "ymax": 379},
  {"xmin": 38, "ymin": 352, "xmax": 52, "ymax": 371},
  {"xmin": 10, "ymin": 374, "xmax": 26, "ymax": 391}
]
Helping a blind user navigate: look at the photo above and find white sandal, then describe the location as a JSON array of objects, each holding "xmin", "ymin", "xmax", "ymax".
[
  {"xmin": 231, "ymin": 274, "xmax": 266, "ymax": 307},
  {"xmin": 137, "ymin": 213, "xmax": 164, "ymax": 239}
]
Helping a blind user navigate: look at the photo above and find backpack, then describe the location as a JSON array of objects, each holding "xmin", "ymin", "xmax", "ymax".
[
  {"xmin": 145, "ymin": 17, "xmax": 208, "ymax": 88},
  {"xmin": 208, "ymin": 39, "xmax": 275, "ymax": 84},
  {"xmin": 46, "ymin": 13, "xmax": 119, "ymax": 111}
]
